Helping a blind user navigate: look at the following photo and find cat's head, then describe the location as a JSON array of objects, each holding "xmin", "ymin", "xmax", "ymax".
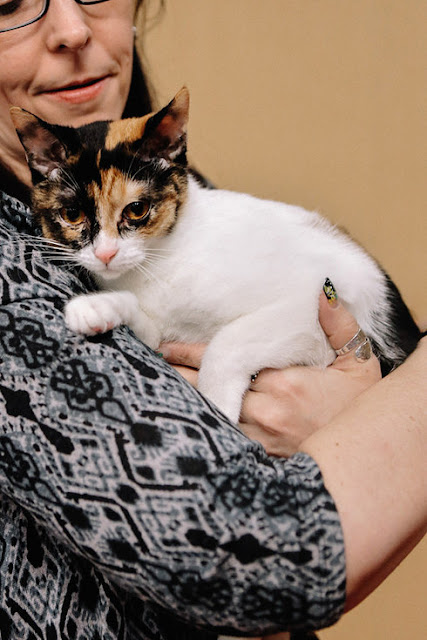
[{"xmin": 10, "ymin": 87, "xmax": 190, "ymax": 281}]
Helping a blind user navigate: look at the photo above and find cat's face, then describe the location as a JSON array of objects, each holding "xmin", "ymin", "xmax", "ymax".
[{"xmin": 11, "ymin": 88, "xmax": 189, "ymax": 281}]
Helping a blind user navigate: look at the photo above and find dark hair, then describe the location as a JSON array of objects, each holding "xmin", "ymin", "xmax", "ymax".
[
  {"xmin": 122, "ymin": 0, "xmax": 165, "ymax": 118},
  {"xmin": 122, "ymin": 46, "xmax": 153, "ymax": 118}
]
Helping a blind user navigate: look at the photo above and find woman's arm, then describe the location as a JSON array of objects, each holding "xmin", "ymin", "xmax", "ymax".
[{"xmin": 301, "ymin": 337, "xmax": 427, "ymax": 611}]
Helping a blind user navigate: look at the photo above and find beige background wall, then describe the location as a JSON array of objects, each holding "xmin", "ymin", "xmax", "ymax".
[{"xmin": 140, "ymin": 1, "xmax": 426, "ymax": 638}]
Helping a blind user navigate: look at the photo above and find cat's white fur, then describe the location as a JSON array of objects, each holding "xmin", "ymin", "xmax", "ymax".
[{"xmin": 66, "ymin": 175, "xmax": 394, "ymax": 423}]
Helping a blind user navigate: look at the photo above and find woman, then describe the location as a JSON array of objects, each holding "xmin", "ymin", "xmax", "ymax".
[{"xmin": 0, "ymin": 2, "xmax": 425, "ymax": 640}]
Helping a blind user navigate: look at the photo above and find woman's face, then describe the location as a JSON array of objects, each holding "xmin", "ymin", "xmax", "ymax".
[{"xmin": 0, "ymin": 0, "xmax": 137, "ymax": 177}]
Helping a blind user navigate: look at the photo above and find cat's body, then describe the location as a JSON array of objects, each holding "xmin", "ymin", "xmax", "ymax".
[{"xmin": 12, "ymin": 88, "xmax": 421, "ymax": 423}]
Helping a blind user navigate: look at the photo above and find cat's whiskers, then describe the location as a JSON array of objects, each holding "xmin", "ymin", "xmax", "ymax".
[
  {"xmin": 11, "ymin": 235, "xmax": 66, "ymax": 254},
  {"xmin": 125, "ymin": 152, "xmax": 139, "ymax": 185},
  {"xmin": 20, "ymin": 235, "xmax": 78, "ymax": 264},
  {"xmin": 60, "ymin": 167, "xmax": 80, "ymax": 193},
  {"xmin": 144, "ymin": 246, "xmax": 172, "ymax": 254},
  {"xmin": 128, "ymin": 163, "xmax": 153, "ymax": 185},
  {"xmin": 134, "ymin": 260, "xmax": 166, "ymax": 288}
]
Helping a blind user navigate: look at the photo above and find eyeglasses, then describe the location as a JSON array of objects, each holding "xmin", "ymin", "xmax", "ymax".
[{"xmin": 0, "ymin": 0, "xmax": 110, "ymax": 33}]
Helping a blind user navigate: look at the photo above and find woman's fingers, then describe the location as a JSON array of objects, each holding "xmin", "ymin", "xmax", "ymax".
[
  {"xmin": 319, "ymin": 282, "xmax": 359, "ymax": 350},
  {"xmin": 239, "ymin": 366, "xmax": 328, "ymax": 456},
  {"xmin": 160, "ymin": 342, "xmax": 206, "ymax": 368},
  {"xmin": 318, "ymin": 285, "xmax": 381, "ymax": 377},
  {"xmin": 159, "ymin": 342, "xmax": 205, "ymax": 388},
  {"xmin": 171, "ymin": 365, "xmax": 199, "ymax": 387},
  {"xmin": 239, "ymin": 285, "xmax": 382, "ymax": 455}
]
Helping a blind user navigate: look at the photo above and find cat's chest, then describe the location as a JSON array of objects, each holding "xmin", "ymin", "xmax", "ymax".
[{"xmin": 101, "ymin": 263, "xmax": 225, "ymax": 341}]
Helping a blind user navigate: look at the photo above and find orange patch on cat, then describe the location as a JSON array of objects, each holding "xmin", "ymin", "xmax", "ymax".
[
  {"xmin": 104, "ymin": 115, "xmax": 152, "ymax": 151},
  {"xmin": 88, "ymin": 169, "xmax": 148, "ymax": 235}
]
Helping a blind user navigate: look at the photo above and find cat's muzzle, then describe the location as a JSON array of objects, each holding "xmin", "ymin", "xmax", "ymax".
[{"xmin": 335, "ymin": 327, "xmax": 372, "ymax": 362}]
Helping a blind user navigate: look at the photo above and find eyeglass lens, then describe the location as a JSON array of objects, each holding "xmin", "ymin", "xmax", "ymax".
[
  {"xmin": 0, "ymin": 0, "xmax": 108, "ymax": 33},
  {"xmin": 0, "ymin": 0, "xmax": 46, "ymax": 31}
]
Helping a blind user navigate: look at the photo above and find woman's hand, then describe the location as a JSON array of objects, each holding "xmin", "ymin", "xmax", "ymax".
[
  {"xmin": 160, "ymin": 289, "xmax": 381, "ymax": 456},
  {"xmin": 238, "ymin": 291, "xmax": 381, "ymax": 455}
]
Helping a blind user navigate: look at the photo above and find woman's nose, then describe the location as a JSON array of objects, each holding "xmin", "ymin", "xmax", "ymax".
[{"xmin": 44, "ymin": 0, "xmax": 92, "ymax": 52}]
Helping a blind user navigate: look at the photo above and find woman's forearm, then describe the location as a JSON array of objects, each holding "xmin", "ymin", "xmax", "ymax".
[{"xmin": 300, "ymin": 337, "xmax": 427, "ymax": 611}]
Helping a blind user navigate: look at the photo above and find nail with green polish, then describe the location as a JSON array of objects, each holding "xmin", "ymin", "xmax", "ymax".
[{"xmin": 323, "ymin": 277, "xmax": 338, "ymax": 306}]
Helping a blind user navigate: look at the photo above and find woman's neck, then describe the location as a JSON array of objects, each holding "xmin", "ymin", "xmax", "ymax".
[{"xmin": 0, "ymin": 146, "xmax": 32, "ymax": 184}]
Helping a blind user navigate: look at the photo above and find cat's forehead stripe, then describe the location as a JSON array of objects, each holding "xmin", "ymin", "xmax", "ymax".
[
  {"xmin": 104, "ymin": 115, "xmax": 152, "ymax": 151},
  {"xmin": 87, "ymin": 170, "xmax": 146, "ymax": 236}
]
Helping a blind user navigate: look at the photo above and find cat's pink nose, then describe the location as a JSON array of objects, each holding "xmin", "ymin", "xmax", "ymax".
[{"xmin": 95, "ymin": 246, "xmax": 118, "ymax": 265}]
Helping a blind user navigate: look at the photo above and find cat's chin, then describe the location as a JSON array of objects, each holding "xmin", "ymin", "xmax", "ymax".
[{"xmin": 95, "ymin": 269, "xmax": 126, "ymax": 282}]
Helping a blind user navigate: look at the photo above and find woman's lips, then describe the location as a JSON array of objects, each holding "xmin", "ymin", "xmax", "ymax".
[{"xmin": 41, "ymin": 76, "xmax": 109, "ymax": 104}]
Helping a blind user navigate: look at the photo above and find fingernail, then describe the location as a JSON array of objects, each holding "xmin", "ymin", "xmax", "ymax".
[
  {"xmin": 157, "ymin": 344, "xmax": 171, "ymax": 360},
  {"xmin": 323, "ymin": 277, "xmax": 339, "ymax": 307}
]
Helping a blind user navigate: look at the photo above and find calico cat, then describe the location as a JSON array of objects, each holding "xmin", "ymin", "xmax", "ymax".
[{"xmin": 11, "ymin": 88, "xmax": 421, "ymax": 423}]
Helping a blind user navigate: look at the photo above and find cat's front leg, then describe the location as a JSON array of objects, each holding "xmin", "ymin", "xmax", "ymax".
[{"xmin": 64, "ymin": 291, "xmax": 161, "ymax": 348}]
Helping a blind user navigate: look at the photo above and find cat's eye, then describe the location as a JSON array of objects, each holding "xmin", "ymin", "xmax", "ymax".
[
  {"xmin": 122, "ymin": 201, "xmax": 151, "ymax": 223},
  {"xmin": 60, "ymin": 208, "xmax": 86, "ymax": 226}
]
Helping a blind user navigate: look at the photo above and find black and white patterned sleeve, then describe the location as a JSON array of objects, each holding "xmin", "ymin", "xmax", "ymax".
[{"xmin": 0, "ymin": 204, "xmax": 346, "ymax": 635}]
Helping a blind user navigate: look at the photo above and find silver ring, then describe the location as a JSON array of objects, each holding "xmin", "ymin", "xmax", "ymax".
[
  {"xmin": 251, "ymin": 371, "xmax": 260, "ymax": 383},
  {"xmin": 335, "ymin": 328, "xmax": 372, "ymax": 362}
]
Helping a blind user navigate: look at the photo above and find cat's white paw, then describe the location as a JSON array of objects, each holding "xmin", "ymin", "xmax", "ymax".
[{"xmin": 65, "ymin": 291, "xmax": 140, "ymax": 336}]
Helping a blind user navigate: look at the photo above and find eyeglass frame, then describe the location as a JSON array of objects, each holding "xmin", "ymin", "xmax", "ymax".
[{"xmin": 0, "ymin": 0, "xmax": 111, "ymax": 34}]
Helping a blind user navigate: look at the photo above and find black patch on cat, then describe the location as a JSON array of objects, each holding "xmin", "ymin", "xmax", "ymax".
[
  {"xmin": 151, "ymin": 164, "xmax": 183, "ymax": 191},
  {"xmin": 72, "ymin": 149, "xmax": 103, "ymax": 190},
  {"xmin": 373, "ymin": 273, "xmax": 421, "ymax": 375},
  {"xmin": 98, "ymin": 145, "xmax": 139, "ymax": 175},
  {"xmin": 76, "ymin": 120, "xmax": 109, "ymax": 150}
]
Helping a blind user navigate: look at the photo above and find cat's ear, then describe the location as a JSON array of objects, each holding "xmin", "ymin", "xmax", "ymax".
[
  {"xmin": 10, "ymin": 107, "xmax": 68, "ymax": 183},
  {"xmin": 142, "ymin": 87, "xmax": 189, "ymax": 163}
]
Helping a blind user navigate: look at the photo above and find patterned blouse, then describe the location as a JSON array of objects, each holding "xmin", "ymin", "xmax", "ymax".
[{"xmin": 0, "ymin": 189, "xmax": 346, "ymax": 640}]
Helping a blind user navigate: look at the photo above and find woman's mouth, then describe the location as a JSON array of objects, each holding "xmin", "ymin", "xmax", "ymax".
[{"xmin": 41, "ymin": 76, "xmax": 109, "ymax": 105}]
